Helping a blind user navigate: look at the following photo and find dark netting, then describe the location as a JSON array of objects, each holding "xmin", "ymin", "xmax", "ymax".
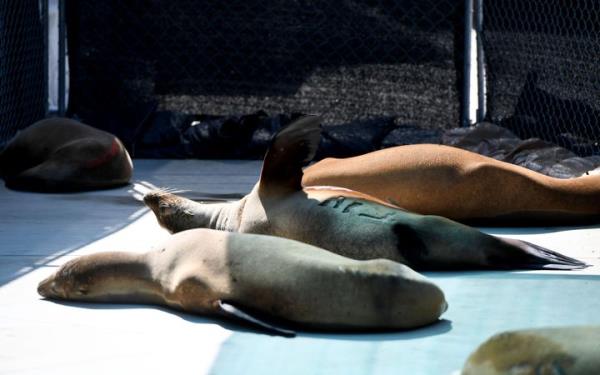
[
  {"xmin": 0, "ymin": 0, "xmax": 47, "ymax": 144},
  {"xmin": 65, "ymin": 0, "xmax": 465, "ymax": 156},
  {"xmin": 481, "ymin": 0, "xmax": 600, "ymax": 156}
]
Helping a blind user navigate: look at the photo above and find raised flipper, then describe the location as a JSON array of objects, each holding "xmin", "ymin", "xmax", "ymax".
[
  {"xmin": 492, "ymin": 237, "xmax": 588, "ymax": 270},
  {"xmin": 217, "ymin": 301, "xmax": 296, "ymax": 338},
  {"xmin": 258, "ymin": 115, "xmax": 322, "ymax": 196}
]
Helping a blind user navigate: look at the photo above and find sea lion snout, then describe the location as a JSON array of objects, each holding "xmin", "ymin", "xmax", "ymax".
[
  {"xmin": 143, "ymin": 191, "xmax": 161, "ymax": 211},
  {"xmin": 37, "ymin": 275, "xmax": 59, "ymax": 298}
]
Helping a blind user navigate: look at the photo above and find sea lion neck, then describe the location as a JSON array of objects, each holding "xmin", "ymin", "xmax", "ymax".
[{"xmin": 208, "ymin": 197, "xmax": 246, "ymax": 231}]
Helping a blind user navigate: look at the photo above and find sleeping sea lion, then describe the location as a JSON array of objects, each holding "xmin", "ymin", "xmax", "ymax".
[
  {"xmin": 462, "ymin": 326, "xmax": 600, "ymax": 374},
  {"xmin": 143, "ymin": 116, "xmax": 585, "ymax": 270},
  {"xmin": 37, "ymin": 228, "xmax": 448, "ymax": 336},
  {"xmin": 0, "ymin": 117, "xmax": 132, "ymax": 192},
  {"xmin": 303, "ymin": 144, "xmax": 600, "ymax": 225}
]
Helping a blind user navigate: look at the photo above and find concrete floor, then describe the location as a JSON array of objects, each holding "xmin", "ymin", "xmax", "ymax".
[{"xmin": 1, "ymin": 159, "xmax": 599, "ymax": 375}]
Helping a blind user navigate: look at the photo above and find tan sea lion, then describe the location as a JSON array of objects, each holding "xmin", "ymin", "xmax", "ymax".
[
  {"xmin": 37, "ymin": 228, "xmax": 448, "ymax": 336},
  {"xmin": 303, "ymin": 144, "xmax": 600, "ymax": 225},
  {"xmin": 143, "ymin": 116, "xmax": 586, "ymax": 270},
  {"xmin": 462, "ymin": 326, "xmax": 600, "ymax": 374},
  {"xmin": 0, "ymin": 117, "xmax": 132, "ymax": 192}
]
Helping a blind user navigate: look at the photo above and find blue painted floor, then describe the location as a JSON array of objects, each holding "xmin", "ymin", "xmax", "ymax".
[{"xmin": 1, "ymin": 159, "xmax": 599, "ymax": 375}]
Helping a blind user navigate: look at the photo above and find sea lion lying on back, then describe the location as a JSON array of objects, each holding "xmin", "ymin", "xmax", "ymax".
[
  {"xmin": 462, "ymin": 326, "xmax": 600, "ymax": 374},
  {"xmin": 143, "ymin": 116, "xmax": 586, "ymax": 271},
  {"xmin": 37, "ymin": 228, "xmax": 448, "ymax": 336},
  {"xmin": 0, "ymin": 117, "xmax": 132, "ymax": 192},
  {"xmin": 303, "ymin": 144, "xmax": 600, "ymax": 225}
]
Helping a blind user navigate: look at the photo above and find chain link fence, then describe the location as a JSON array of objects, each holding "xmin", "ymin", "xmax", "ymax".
[
  {"xmin": 0, "ymin": 0, "xmax": 47, "ymax": 144},
  {"xmin": 481, "ymin": 0, "xmax": 600, "ymax": 156},
  {"xmin": 65, "ymin": 0, "xmax": 466, "ymax": 151}
]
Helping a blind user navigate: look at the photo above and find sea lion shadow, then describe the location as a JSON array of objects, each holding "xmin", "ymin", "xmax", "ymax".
[
  {"xmin": 41, "ymin": 298, "xmax": 453, "ymax": 339},
  {"xmin": 301, "ymin": 319, "xmax": 453, "ymax": 342},
  {"xmin": 40, "ymin": 299, "xmax": 267, "ymax": 334}
]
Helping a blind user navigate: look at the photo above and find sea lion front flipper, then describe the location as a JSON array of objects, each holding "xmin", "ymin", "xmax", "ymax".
[
  {"xmin": 258, "ymin": 115, "xmax": 322, "ymax": 196},
  {"xmin": 217, "ymin": 300, "xmax": 296, "ymax": 338},
  {"xmin": 494, "ymin": 237, "xmax": 588, "ymax": 270}
]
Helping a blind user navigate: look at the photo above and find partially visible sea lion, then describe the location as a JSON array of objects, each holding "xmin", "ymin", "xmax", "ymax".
[
  {"xmin": 0, "ymin": 117, "xmax": 132, "ymax": 192},
  {"xmin": 37, "ymin": 228, "xmax": 448, "ymax": 336},
  {"xmin": 462, "ymin": 326, "xmax": 600, "ymax": 374},
  {"xmin": 303, "ymin": 144, "xmax": 600, "ymax": 225},
  {"xmin": 144, "ymin": 116, "xmax": 586, "ymax": 270}
]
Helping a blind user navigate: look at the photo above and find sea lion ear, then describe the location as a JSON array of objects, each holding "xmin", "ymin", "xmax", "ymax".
[
  {"xmin": 258, "ymin": 115, "xmax": 322, "ymax": 196},
  {"xmin": 217, "ymin": 300, "xmax": 296, "ymax": 338}
]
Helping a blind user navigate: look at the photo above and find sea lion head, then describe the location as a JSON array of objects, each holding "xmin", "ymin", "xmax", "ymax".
[
  {"xmin": 38, "ymin": 257, "xmax": 98, "ymax": 300},
  {"xmin": 37, "ymin": 252, "xmax": 152, "ymax": 302},
  {"xmin": 144, "ymin": 189, "xmax": 199, "ymax": 233}
]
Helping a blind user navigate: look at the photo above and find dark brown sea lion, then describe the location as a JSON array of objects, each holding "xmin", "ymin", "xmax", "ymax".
[
  {"xmin": 143, "ymin": 116, "xmax": 586, "ymax": 270},
  {"xmin": 303, "ymin": 144, "xmax": 600, "ymax": 225},
  {"xmin": 37, "ymin": 228, "xmax": 448, "ymax": 336},
  {"xmin": 0, "ymin": 117, "xmax": 132, "ymax": 192}
]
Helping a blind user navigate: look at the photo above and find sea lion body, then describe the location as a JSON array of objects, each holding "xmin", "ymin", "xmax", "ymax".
[
  {"xmin": 144, "ymin": 117, "xmax": 585, "ymax": 270},
  {"xmin": 38, "ymin": 229, "xmax": 447, "ymax": 332},
  {"xmin": 462, "ymin": 326, "xmax": 600, "ymax": 374},
  {"xmin": 0, "ymin": 117, "xmax": 132, "ymax": 192},
  {"xmin": 303, "ymin": 144, "xmax": 600, "ymax": 224}
]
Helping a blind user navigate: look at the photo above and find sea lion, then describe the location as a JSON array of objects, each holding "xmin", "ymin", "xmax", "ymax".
[
  {"xmin": 0, "ymin": 117, "xmax": 132, "ymax": 192},
  {"xmin": 143, "ymin": 116, "xmax": 585, "ymax": 270},
  {"xmin": 461, "ymin": 326, "xmax": 600, "ymax": 374},
  {"xmin": 37, "ymin": 228, "xmax": 448, "ymax": 336},
  {"xmin": 303, "ymin": 144, "xmax": 600, "ymax": 225}
]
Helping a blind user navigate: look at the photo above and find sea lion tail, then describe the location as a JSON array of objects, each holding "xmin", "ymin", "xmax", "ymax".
[{"xmin": 495, "ymin": 237, "xmax": 588, "ymax": 270}]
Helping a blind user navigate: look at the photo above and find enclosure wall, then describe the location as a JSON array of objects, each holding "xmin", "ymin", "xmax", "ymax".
[{"xmin": 65, "ymin": 0, "xmax": 465, "ymax": 149}]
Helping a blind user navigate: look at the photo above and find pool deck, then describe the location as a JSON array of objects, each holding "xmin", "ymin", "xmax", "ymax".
[{"xmin": 1, "ymin": 159, "xmax": 599, "ymax": 375}]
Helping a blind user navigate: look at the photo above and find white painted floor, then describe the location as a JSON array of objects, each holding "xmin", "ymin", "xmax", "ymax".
[{"xmin": 1, "ymin": 159, "xmax": 599, "ymax": 375}]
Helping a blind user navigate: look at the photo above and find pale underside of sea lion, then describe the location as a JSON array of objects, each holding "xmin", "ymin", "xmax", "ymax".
[
  {"xmin": 144, "ymin": 116, "xmax": 586, "ymax": 271},
  {"xmin": 0, "ymin": 117, "xmax": 132, "ymax": 192},
  {"xmin": 37, "ymin": 228, "xmax": 447, "ymax": 336},
  {"xmin": 461, "ymin": 326, "xmax": 600, "ymax": 374},
  {"xmin": 303, "ymin": 144, "xmax": 600, "ymax": 225}
]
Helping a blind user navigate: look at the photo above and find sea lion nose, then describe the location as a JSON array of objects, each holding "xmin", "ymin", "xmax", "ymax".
[
  {"xmin": 37, "ymin": 277, "xmax": 53, "ymax": 297},
  {"xmin": 143, "ymin": 192, "xmax": 159, "ymax": 210}
]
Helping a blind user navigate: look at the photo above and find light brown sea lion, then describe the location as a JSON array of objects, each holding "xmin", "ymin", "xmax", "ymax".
[
  {"xmin": 143, "ymin": 116, "xmax": 586, "ymax": 270},
  {"xmin": 462, "ymin": 326, "xmax": 600, "ymax": 374},
  {"xmin": 37, "ymin": 228, "xmax": 448, "ymax": 336},
  {"xmin": 0, "ymin": 117, "xmax": 132, "ymax": 192},
  {"xmin": 303, "ymin": 144, "xmax": 600, "ymax": 225}
]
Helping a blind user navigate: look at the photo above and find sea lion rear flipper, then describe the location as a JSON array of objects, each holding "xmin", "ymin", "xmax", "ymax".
[
  {"xmin": 259, "ymin": 115, "xmax": 322, "ymax": 196},
  {"xmin": 217, "ymin": 300, "xmax": 296, "ymax": 337},
  {"xmin": 496, "ymin": 238, "xmax": 588, "ymax": 270}
]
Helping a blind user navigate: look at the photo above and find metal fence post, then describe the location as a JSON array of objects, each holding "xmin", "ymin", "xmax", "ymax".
[
  {"xmin": 462, "ymin": 0, "xmax": 473, "ymax": 127},
  {"xmin": 475, "ymin": 0, "xmax": 485, "ymax": 122},
  {"xmin": 41, "ymin": 0, "xmax": 49, "ymax": 116},
  {"xmin": 58, "ymin": 0, "xmax": 65, "ymax": 115}
]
